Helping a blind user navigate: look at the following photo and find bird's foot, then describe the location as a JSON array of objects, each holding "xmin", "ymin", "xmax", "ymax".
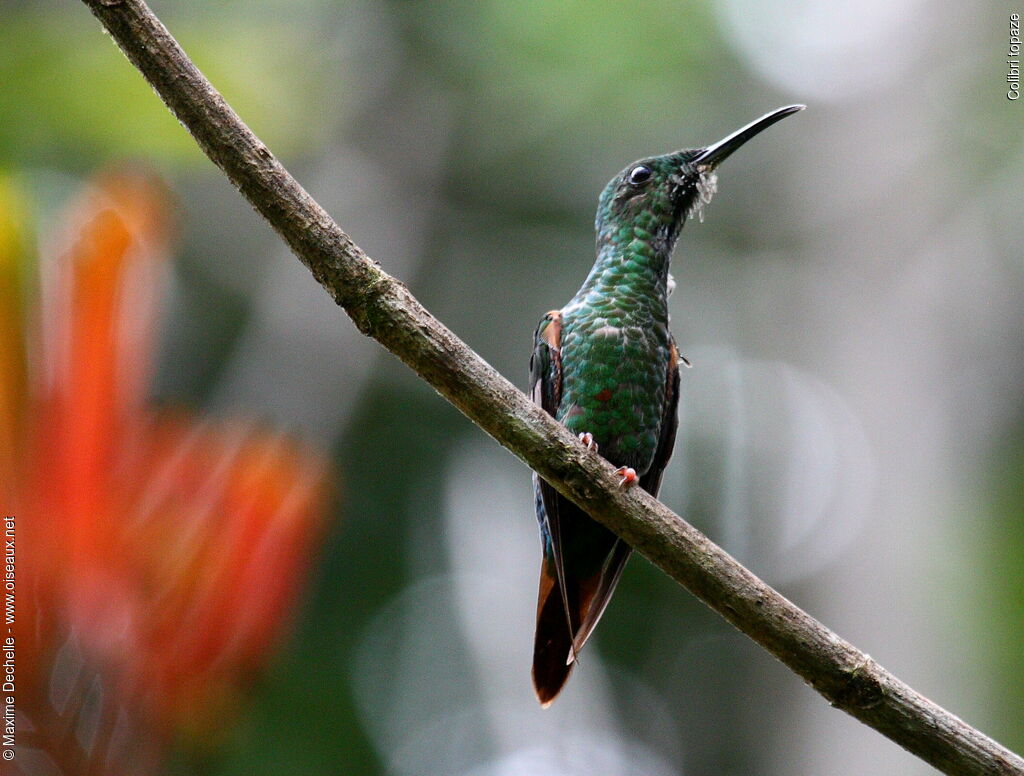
[
  {"xmin": 614, "ymin": 466, "xmax": 638, "ymax": 488},
  {"xmin": 577, "ymin": 432, "xmax": 599, "ymax": 453}
]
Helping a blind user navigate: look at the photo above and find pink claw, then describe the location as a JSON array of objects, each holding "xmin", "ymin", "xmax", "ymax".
[
  {"xmin": 578, "ymin": 432, "xmax": 598, "ymax": 453},
  {"xmin": 614, "ymin": 466, "xmax": 638, "ymax": 488}
]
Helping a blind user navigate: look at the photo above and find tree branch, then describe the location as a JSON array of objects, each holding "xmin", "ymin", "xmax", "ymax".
[{"xmin": 79, "ymin": 2, "xmax": 1021, "ymax": 773}]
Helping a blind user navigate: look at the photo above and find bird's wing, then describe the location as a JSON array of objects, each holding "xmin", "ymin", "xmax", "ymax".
[
  {"xmin": 529, "ymin": 310, "xmax": 572, "ymax": 609},
  {"xmin": 530, "ymin": 310, "xmax": 563, "ymax": 419},
  {"xmin": 529, "ymin": 311, "xmax": 567, "ymax": 602},
  {"xmin": 639, "ymin": 338, "xmax": 682, "ymax": 497},
  {"xmin": 529, "ymin": 310, "xmax": 582, "ymax": 704}
]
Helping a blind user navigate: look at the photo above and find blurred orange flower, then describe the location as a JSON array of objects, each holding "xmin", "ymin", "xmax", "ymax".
[{"xmin": 4, "ymin": 170, "xmax": 331, "ymax": 774}]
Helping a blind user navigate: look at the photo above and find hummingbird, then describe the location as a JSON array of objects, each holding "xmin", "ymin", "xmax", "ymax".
[{"xmin": 529, "ymin": 104, "xmax": 804, "ymax": 706}]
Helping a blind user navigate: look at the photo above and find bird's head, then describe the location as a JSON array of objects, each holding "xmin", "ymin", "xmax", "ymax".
[{"xmin": 595, "ymin": 104, "xmax": 805, "ymax": 253}]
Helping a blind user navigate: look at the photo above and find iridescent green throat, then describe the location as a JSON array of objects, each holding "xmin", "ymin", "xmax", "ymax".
[{"xmin": 568, "ymin": 212, "xmax": 678, "ymax": 320}]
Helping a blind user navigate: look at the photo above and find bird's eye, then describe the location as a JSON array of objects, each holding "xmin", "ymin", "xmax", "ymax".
[{"xmin": 627, "ymin": 165, "xmax": 652, "ymax": 186}]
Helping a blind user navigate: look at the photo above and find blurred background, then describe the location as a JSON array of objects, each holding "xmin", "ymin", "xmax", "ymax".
[{"xmin": 2, "ymin": 0, "xmax": 1023, "ymax": 774}]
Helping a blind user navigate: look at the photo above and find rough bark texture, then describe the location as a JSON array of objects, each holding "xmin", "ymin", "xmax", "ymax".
[{"xmin": 79, "ymin": 1, "xmax": 1023, "ymax": 773}]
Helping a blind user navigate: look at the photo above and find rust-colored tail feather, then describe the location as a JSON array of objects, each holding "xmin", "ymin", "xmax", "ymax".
[
  {"xmin": 532, "ymin": 568, "xmax": 575, "ymax": 706},
  {"xmin": 531, "ymin": 538, "xmax": 633, "ymax": 706}
]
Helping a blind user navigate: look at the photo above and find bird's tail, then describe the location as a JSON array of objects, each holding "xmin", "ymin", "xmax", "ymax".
[
  {"xmin": 531, "ymin": 564, "xmax": 576, "ymax": 707},
  {"xmin": 531, "ymin": 538, "xmax": 631, "ymax": 707}
]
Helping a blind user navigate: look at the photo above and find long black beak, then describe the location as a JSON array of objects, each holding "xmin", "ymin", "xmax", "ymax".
[{"xmin": 692, "ymin": 104, "xmax": 805, "ymax": 169}]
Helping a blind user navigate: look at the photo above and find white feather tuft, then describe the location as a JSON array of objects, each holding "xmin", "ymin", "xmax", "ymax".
[{"xmin": 688, "ymin": 170, "xmax": 719, "ymax": 223}]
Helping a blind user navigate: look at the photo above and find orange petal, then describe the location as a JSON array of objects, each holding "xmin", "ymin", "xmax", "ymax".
[{"xmin": 33, "ymin": 170, "xmax": 172, "ymax": 597}]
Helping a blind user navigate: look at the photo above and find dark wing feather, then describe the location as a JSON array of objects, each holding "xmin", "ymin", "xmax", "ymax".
[
  {"xmin": 529, "ymin": 311, "xmax": 580, "ymax": 705},
  {"xmin": 529, "ymin": 311, "xmax": 568, "ymax": 610},
  {"xmin": 639, "ymin": 338, "xmax": 682, "ymax": 497}
]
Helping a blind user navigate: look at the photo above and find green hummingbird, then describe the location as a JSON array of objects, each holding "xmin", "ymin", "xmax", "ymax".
[{"xmin": 529, "ymin": 104, "xmax": 804, "ymax": 706}]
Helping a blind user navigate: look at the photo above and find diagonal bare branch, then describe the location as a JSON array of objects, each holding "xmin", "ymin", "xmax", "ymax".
[{"xmin": 78, "ymin": 2, "xmax": 1022, "ymax": 774}]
